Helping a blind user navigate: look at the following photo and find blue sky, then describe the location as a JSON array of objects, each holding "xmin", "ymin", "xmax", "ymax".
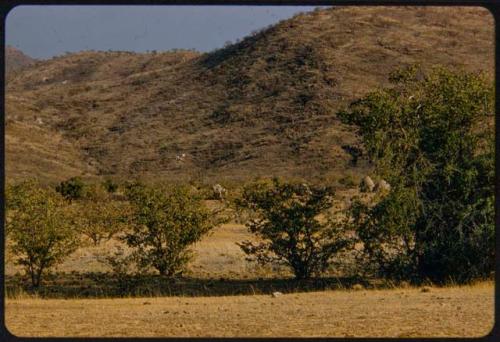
[{"xmin": 6, "ymin": 5, "xmax": 323, "ymax": 59}]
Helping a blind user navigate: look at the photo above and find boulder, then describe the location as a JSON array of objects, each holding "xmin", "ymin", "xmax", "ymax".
[
  {"xmin": 360, "ymin": 176, "xmax": 375, "ymax": 192},
  {"xmin": 376, "ymin": 179, "xmax": 391, "ymax": 193}
]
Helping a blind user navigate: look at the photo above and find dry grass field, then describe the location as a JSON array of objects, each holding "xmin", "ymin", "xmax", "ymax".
[
  {"xmin": 5, "ymin": 282, "xmax": 494, "ymax": 337},
  {"xmin": 4, "ymin": 222, "xmax": 495, "ymax": 337}
]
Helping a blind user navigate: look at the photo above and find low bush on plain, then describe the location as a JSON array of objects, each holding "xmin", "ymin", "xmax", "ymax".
[
  {"xmin": 123, "ymin": 183, "xmax": 225, "ymax": 277},
  {"xmin": 236, "ymin": 178, "xmax": 353, "ymax": 279},
  {"xmin": 6, "ymin": 180, "xmax": 79, "ymax": 288}
]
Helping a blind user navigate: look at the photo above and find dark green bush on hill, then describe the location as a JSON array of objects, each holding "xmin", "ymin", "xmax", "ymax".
[
  {"xmin": 236, "ymin": 178, "xmax": 353, "ymax": 279},
  {"xmin": 338, "ymin": 66, "xmax": 494, "ymax": 283},
  {"xmin": 55, "ymin": 176, "xmax": 86, "ymax": 202}
]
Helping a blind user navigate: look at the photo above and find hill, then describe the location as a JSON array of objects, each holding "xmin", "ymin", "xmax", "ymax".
[
  {"xmin": 5, "ymin": 6, "xmax": 494, "ymax": 186},
  {"xmin": 5, "ymin": 46, "xmax": 36, "ymax": 73}
]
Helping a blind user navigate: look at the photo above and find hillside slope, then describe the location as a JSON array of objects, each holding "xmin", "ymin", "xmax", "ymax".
[
  {"xmin": 5, "ymin": 46, "xmax": 36, "ymax": 73},
  {"xmin": 5, "ymin": 6, "xmax": 494, "ymax": 185}
]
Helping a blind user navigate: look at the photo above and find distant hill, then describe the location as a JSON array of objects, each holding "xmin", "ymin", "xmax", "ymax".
[
  {"xmin": 5, "ymin": 46, "xmax": 36, "ymax": 73},
  {"xmin": 5, "ymin": 6, "xmax": 494, "ymax": 186}
]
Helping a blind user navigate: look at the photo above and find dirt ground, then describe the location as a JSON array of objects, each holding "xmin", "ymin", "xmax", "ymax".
[{"xmin": 5, "ymin": 282, "xmax": 494, "ymax": 338}]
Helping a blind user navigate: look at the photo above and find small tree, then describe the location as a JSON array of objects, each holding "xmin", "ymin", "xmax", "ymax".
[
  {"xmin": 73, "ymin": 184, "xmax": 130, "ymax": 245},
  {"xmin": 55, "ymin": 176, "xmax": 86, "ymax": 202},
  {"xmin": 6, "ymin": 180, "xmax": 79, "ymax": 288},
  {"xmin": 123, "ymin": 183, "xmax": 222, "ymax": 276},
  {"xmin": 236, "ymin": 178, "xmax": 352, "ymax": 279},
  {"xmin": 338, "ymin": 66, "xmax": 494, "ymax": 283}
]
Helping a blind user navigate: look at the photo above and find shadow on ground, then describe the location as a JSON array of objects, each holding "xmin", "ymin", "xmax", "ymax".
[{"xmin": 5, "ymin": 272, "xmax": 380, "ymax": 299}]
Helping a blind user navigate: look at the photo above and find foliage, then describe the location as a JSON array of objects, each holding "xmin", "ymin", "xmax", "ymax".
[
  {"xmin": 102, "ymin": 179, "xmax": 119, "ymax": 193},
  {"xmin": 6, "ymin": 180, "xmax": 79, "ymax": 287},
  {"xmin": 55, "ymin": 176, "xmax": 87, "ymax": 202},
  {"xmin": 235, "ymin": 178, "xmax": 353, "ymax": 279},
  {"xmin": 123, "ymin": 183, "xmax": 223, "ymax": 277},
  {"xmin": 5, "ymin": 181, "xmax": 36, "ymax": 237},
  {"xmin": 72, "ymin": 184, "xmax": 130, "ymax": 245},
  {"xmin": 338, "ymin": 66, "xmax": 494, "ymax": 283}
]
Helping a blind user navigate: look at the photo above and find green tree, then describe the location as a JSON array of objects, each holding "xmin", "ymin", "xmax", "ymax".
[
  {"xmin": 73, "ymin": 184, "xmax": 130, "ymax": 245},
  {"xmin": 55, "ymin": 176, "xmax": 86, "ymax": 202},
  {"xmin": 6, "ymin": 180, "xmax": 79, "ymax": 287},
  {"xmin": 5, "ymin": 181, "xmax": 35, "ymax": 237},
  {"xmin": 123, "ymin": 183, "xmax": 222, "ymax": 276},
  {"xmin": 236, "ymin": 178, "xmax": 352, "ymax": 279},
  {"xmin": 338, "ymin": 66, "xmax": 494, "ymax": 283}
]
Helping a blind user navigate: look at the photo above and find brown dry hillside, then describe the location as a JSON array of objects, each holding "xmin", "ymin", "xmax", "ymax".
[
  {"xmin": 5, "ymin": 6, "xmax": 494, "ymax": 185},
  {"xmin": 5, "ymin": 46, "xmax": 36, "ymax": 73}
]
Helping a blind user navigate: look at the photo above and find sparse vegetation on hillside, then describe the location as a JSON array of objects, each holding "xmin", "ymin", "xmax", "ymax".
[{"xmin": 5, "ymin": 6, "xmax": 494, "ymax": 184}]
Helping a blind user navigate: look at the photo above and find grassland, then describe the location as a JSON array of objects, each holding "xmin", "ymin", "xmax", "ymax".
[{"xmin": 5, "ymin": 282, "xmax": 493, "ymax": 337}]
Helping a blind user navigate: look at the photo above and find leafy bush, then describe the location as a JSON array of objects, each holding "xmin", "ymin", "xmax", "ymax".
[
  {"xmin": 123, "ymin": 183, "xmax": 223, "ymax": 276},
  {"xmin": 55, "ymin": 176, "xmax": 87, "ymax": 201},
  {"xmin": 235, "ymin": 178, "xmax": 353, "ymax": 279},
  {"xmin": 338, "ymin": 66, "xmax": 494, "ymax": 283},
  {"xmin": 72, "ymin": 184, "xmax": 130, "ymax": 245},
  {"xmin": 6, "ymin": 180, "xmax": 79, "ymax": 287},
  {"xmin": 5, "ymin": 181, "xmax": 35, "ymax": 237}
]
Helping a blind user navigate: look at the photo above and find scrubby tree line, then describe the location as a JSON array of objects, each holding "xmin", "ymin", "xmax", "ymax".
[
  {"xmin": 6, "ymin": 179, "xmax": 227, "ymax": 287},
  {"xmin": 5, "ymin": 66, "xmax": 494, "ymax": 288}
]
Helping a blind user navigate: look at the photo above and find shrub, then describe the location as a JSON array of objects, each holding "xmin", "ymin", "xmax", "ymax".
[
  {"xmin": 123, "ymin": 183, "xmax": 223, "ymax": 276},
  {"xmin": 235, "ymin": 178, "xmax": 353, "ymax": 279},
  {"xmin": 6, "ymin": 180, "xmax": 79, "ymax": 288},
  {"xmin": 72, "ymin": 184, "xmax": 130, "ymax": 245},
  {"xmin": 338, "ymin": 66, "xmax": 494, "ymax": 283},
  {"xmin": 55, "ymin": 176, "xmax": 86, "ymax": 202},
  {"xmin": 102, "ymin": 178, "xmax": 118, "ymax": 193}
]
